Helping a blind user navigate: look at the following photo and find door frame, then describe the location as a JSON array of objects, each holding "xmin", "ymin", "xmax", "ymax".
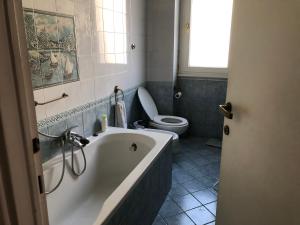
[{"xmin": 0, "ymin": 0, "xmax": 48, "ymax": 224}]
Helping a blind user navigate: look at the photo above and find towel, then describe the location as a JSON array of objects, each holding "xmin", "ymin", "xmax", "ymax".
[{"xmin": 115, "ymin": 100, "xmax": 127, "ymax": 128}]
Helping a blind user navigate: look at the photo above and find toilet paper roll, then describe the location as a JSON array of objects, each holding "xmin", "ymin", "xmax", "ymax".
[{"xmin": 175, "ymin": 91, "xmax": 182, "ymax": 99}]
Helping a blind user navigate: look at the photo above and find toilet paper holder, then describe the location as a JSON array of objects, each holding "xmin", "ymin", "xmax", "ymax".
[{"xmin": 174, "ymin": 91, "xmax": 182, "ymax": 99}]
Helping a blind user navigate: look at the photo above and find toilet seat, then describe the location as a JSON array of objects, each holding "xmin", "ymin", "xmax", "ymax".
[
  {"xmin": 137, "ymin": 87, "xmax": 189, "ymax": 135},
  {"xmin": 149, "ymin": 121, "xmax": 188, "ymax": 135},
  {"xmin": 153, "ymin": 115, "xmax": 188, "ymax": 127},
  {"xmin": 137, "ymin": 87, "xmax": 159, "ymax": 120}
]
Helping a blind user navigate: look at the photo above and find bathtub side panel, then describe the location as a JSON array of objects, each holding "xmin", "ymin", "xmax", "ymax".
[
  {"xmin": 104, "ymin": 142, "xmax": 172, "ymax": 225},
  {"xmin": 159, "ymin": 142, "xmax": 172, "ymax": 202}
]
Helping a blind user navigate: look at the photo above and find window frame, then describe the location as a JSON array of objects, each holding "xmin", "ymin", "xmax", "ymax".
[{"xmin": 178, "ymin": 0, "xmax": 231, "ymax": 78}]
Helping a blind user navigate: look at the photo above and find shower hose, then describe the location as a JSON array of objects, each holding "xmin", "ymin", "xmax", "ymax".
[{"xmin": 38, "ymin": 131, "xmax": 87, "ymax": 194}]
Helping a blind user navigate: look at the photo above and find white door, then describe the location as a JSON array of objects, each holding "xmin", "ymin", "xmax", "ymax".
[{"xmin": 216, "ymin": 1, "xmax": 300, "ymax": 225}]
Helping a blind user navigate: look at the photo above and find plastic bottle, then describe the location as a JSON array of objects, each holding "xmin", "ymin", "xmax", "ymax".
[{"xmin": 101, "ymin": 114, "xmax": 108, "ymax": 132}]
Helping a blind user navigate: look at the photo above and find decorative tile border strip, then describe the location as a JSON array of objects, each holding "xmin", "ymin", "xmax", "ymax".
[{"xmin": 37, "ymin": 83, "xmax": 144, "ymax": 129}]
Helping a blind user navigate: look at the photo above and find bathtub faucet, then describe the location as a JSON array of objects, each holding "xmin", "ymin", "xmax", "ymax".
[
  {"xmin": 63, "ymin": 126, "xmax": 89, "ymax": 176},
  {"xmin": 64, "ymin": 126, "xmax": 90, "ymax": 147}
]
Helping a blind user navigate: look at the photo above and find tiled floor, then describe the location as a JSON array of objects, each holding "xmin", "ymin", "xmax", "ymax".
[{"xmin": 153, "ymin": 137, "xmax": 221, "ymax": 225}]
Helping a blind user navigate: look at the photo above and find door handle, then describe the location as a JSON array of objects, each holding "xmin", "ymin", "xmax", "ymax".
[{"xmin": 219, "ymin": 102, "xmax": 233, "ymax": 119}]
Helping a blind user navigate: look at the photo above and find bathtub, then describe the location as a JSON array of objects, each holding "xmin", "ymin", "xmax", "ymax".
[{"xmin": 43, "ymin": 127, "xmax": 172, "ymax": 225}]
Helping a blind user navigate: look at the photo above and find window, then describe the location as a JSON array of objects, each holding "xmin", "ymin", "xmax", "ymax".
[{"xmin": 179, "ymin": 0, "xmax": 233, "ymax": 77}]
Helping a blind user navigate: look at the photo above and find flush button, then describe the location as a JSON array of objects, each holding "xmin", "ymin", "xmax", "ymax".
[{"xmin": 224, "ymin": 125, "xmax": 230, "ymax": 135}]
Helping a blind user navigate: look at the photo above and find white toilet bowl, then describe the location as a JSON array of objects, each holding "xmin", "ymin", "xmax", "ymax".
[{"xmin": 138, "ymin": 87, "xmax": 189, "ymax": 135}]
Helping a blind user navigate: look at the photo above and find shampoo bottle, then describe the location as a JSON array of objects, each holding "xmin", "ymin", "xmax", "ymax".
[{"xmin": 101, "ymin": 114, "xmax": 108, "ymax": 132}]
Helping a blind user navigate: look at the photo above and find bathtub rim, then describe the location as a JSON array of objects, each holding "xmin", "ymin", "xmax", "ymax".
[{"xmin": 42, "ymin": 130, "xmax": 157, "ymax": 171}]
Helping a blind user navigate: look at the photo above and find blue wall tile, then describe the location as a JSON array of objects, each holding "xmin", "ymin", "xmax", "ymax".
[
  {"xmin": 124, "ymin": 90, "xmax": 145, "ymax": 127},
  {"xmin": 66, "ymin": 112, "xmax": 84, "ymax": 136},
  {"xmin": 82, "ymin": 107, "xmax": 98, "ymax": 137},
  {"xmin": 41, "ymin": 120, "xmax": 67, "ymax": 161},
  {"xmin": 146, "ymin": 81, "xmax": 174, "ymax": 115},
  {"xmin": 175, "ymin": 77, "xmax": 227, "ymax": 138},
  {"xmin": 95, "ymin": 102, "xmax": 108, "ymax": 131},
  {"xmin": 39, "ymin": 127, "xmax": 54, "ymax": 162}
]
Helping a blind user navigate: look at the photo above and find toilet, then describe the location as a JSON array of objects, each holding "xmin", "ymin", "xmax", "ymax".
[{"xmin": 137, "ymin": 87, "xmax": 189, "ymax": 135}]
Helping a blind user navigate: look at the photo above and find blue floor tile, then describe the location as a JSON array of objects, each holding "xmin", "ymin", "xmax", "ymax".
[
  {"xmin": 173, "ymin": 194, "xmax": 202, "ymax": 211},
  {"xmin": 173, "ymin": 170, "xmax": 195, "ymax": 184},
  {"xmin": 165, "ymin": 213, "xmax": 195, "ymax": 225},
  {"xmin": 186, "ymin": 206, "xmax": 215, "ymax": 225},
  {"xmin": 181, "ymin": 179, "xmax": 207, "ymax": 193},
  {"xmin": 192, "ymin": 189, "xmax": 217, "ymax": 205},
  {"xmin": 198, "ymin": 176, "xmax": 218, "ymax": 188},
  {"xmin": 159, "ymin": 199, "xmax": 183, "ymax": 218},
  {"xmin": 204, "ymin": 201, "xmax": 217, "ymax": 216},
  {"xmin": 177, "ymin": 160, "xmax": 199, "ymax": 170},
  {"xmin": 152, "ymin": 214, "xmax": 167, "ymax": 225},
  {"xmin": 170, "ymin": 182, "xmax": 189, "ymax": 197}
]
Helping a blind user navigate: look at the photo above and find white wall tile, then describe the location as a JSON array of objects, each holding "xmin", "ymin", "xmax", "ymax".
[
  {"xmin": 146, "ymin": 0, "xmax": 176, "ymax": 82},
  {"xmin": 129, "ymin": 0, "xmax": 146, "ymax": 36},
  {"xmin": 75, "ymin": 0, "xmax": 91, "ymax": 34},
  {"xmin": 93, "ymin": 7, "xmax": 104, "ymax": 32},
  {"xmin": 34, "ymin": 0, "xmax": 56, "ymax": 12},
  {"xmin": 80, "ymin": 78, "xmax": 95, "ymax": 104},
  {"xmin": 95, "ymin": 0, "xmax": 103, "ymax": 8},
  {"xmin": 94, "ymin": 75, "xmax": 111, "ymax": 99},
  {"xmin": 56, "ymin": 0, "xmax": 75, "ymax": 15},
  {"xmin": 44, "ymin": 85, "xmax": 66, "ymax": 117},
  {"xmin": 92, "ymin": 32, "xmax": 105, "ymax": 55},
  {"xmin": 78, "ymin": 55, "xmax": 95, "ymax": 79},
  {"xmin": 64, "ymin": 81, "xmax": 81, "ymax": 110},
  {"xmin": 93, "ymin": 54, "xmax": 114, "ymax": 76},
  {"xmin": 22, "ymin": 0, "xmax": 34, "ymax": 8},
  {"xmin": 77, "ymin": 33, "xmax": 92, "ymax": 56},
  {"xmin": 33, "ymin": 89, "xmax": 47, "ymax": 121}
]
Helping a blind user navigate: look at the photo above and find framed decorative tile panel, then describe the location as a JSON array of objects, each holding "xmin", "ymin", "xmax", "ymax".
[{"xmin": 23, "ymin": 9, "xmax": 79, "ymax": 89}]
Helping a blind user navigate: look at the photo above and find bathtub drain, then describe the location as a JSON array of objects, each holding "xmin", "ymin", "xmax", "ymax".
[{"xmin": 130, "ymin": 143, "xmax": 138, "ymax": 152}]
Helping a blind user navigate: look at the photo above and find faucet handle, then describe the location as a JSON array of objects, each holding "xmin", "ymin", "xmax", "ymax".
[
  {"xmin": 68, "ymin": 125, "xmax": 78, "ymax": 130},
  {"xmin": 63, "ymin": 125, "xmax": 78, "ymax": 138},
  {"xmin": 66, "ymin": 125, "xmax": 78, "ymax": 132},
  {"xmin": 62, "ymin": 125, "xmax": 90, "ymax": 147}
]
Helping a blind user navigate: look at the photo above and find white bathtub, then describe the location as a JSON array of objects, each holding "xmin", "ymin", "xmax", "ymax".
[{"xmin": 43, "ymin": 127, "xmax": 172, "ymax": 225}]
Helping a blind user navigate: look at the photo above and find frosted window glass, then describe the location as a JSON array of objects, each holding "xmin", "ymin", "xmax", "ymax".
[
  {"xmin": 115, "ymin": 33, "xmax": 125, "ymax": 53},
  {"xmin": 189, "ymin": 0, "xmax": 233, "ymax": 68},
  {"xmin": 98, "ymin": 1, "xmax": 128, "ymax": 65},
  {"xmin": 103, "ymin": 9, "xmax": 114, "ymax": 32}
]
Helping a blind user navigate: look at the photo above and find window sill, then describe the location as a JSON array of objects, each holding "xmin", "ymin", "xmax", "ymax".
[{"xmin": 177, "ymin": 71, "xmax": 228, "ymax": 79}]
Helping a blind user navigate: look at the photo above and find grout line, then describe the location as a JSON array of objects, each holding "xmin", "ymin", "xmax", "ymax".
[
  {"xmin": 184, "ymin": 211, "xmax": 197, "ymax": 225},
  {"xmin": 204, "ymin": 221, "xmax": 216, "ymax": 225},
  {"xmin": 160, "ymin": 215, "xmax": 169, "ymax": 225},
  {"xmin": 202, "ymin": 201, "xmax": 217, "ymax": 217}
]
